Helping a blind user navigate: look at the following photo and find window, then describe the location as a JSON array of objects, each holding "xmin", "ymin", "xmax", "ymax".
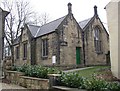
[
  {"xmin": 16, "ymin": 46, "xmax": 20, "ymax": 59},
  {"xmin": 23, "ymin": 42, "xmax": 27, "ymax": 59},
  {"xmin": 42, "ymin": 39, "xmax": 48, "ymax": 57},
  {"xmin": 94, "ymin": 27, "xmax": 102, "ymax": 53}
]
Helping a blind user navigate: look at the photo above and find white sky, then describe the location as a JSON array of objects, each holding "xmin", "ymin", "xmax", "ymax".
[
  {"xmin": 0, "ymin": 0, "xmax": 111, "ymax": 27},
  {"xmin": 29, "ymin": 0, "xmax": 111, "ymax": 24}
]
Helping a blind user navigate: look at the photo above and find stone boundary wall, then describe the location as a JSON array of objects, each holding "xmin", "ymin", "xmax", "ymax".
[
  {"xmin": 5, "ymin": 70, "xmax": 88, "ymax": 90},
  {"xmin": 19, "ymin": 76, "xmax": 49, "ymax": 89},
  {"xmin": 5, "ymin": 70, "xmax": 24, "ymax": 85},
  {"xmin": 5, "ymin": 71, "xmax": 50, "ymax": 89}
]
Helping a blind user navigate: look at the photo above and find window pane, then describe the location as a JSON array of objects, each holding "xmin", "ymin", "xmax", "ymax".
[
  {"xmin": 23, "ymin": 43, "xmax": 27, "ymax": 59},
  {"xmin": 16, "ymin": 46, "xmax": 19, "ymax": 59},
  {"xmin": 42, "ymin": 39, "xmax": 48, "ymax": 57},
  {"xmin": 94, "ymin": 27, "xmax": 102, "ymax": 53},
  {"xmin": 46, "ymin": 40, "xmax": 48, "ymax": 56}
]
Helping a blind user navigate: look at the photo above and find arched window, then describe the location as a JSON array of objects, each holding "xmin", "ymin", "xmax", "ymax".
[{"xmin": 94, "ymin": 27, "xmax": 102, "ymax": 53}]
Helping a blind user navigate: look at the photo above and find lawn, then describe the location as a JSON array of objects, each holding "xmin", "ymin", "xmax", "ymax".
[{"xmin": 74, "ymin": 66, "xmax": 111, "ymax": 80}]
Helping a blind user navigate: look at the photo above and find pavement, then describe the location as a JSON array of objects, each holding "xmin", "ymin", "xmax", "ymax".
[
  {"xmin": 0, "ymin": 82, "xmax": 26, "ymax": 90},
  {"xmin": 63, "ymin": 66, "xmax": 93, "ymax": 73}
]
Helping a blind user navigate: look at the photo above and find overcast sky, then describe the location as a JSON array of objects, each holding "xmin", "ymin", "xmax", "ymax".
[
  {"xmin": 29, "ymin": 0, "xmax": 111, "ymax": 23},
  {"xmin": 0, "ymin": 0, "xmax": 111, "ymax": 27}
]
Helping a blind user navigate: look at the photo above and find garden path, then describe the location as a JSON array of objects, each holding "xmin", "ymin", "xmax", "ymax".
[{"xmin": 63, "ymin": 67, "xmax": 93, "ymax": 73}]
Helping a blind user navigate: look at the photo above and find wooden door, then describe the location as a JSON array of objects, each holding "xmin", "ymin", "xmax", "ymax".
[{"xmin": 76, "ymin": 47, "xmax": 81, "ymax": 65}]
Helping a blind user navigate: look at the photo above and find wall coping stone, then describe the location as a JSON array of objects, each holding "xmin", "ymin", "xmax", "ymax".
[
  {"xmin": 20, "ymin": 76, "xmax": 49, "ymax": 81},
  {"xmin": 6, "ymin": 70, "xmax": 24, "ymax": 74},
  {"xmin": 6, "ymin": 70, "xmax": 24, "ymax": 75}
]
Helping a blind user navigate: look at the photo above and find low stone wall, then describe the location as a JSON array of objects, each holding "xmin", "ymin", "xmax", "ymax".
[
  {"xmin": 5, "ymin": 70, "xmax": 50, "ymax": 89},
  {"xmin": 5, "ymin": 70, "xmax": 24, "ymax": 85},
  {"xmin": 19, "ymin": 76, "xmax": 49, "ymax": 89}
]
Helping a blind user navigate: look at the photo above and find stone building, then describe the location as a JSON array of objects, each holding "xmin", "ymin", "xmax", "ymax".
[
  {"xmin": 106, "ymin": 0, "xmax": 120, "ymax": 79},
  {"xmin": 79, "ymin": 6, "xmax": 109, "ymax": 65},
  {"xmin": 0, "ymin": 7, "xmax": 9, "ymax": 63},
  {"xmin": 13, "ymin": 3, "xmax": 109, "ymax": 66}
]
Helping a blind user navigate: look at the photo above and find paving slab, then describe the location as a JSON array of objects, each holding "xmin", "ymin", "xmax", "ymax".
[{"xmin": 0, "ymin": 82, "xmax": 26, "ymax": 90}]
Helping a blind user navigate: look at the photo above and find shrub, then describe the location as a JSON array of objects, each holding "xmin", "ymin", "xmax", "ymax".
[
  {"xmin": 86, "ymin": 78, "xmax": 120, "ymax": 91},
  {"xmin": 47, "ymin": 67, "xmax": 62, "ymax": 74},
  {"xmin": 59, "ymin": 72, "xmax": 87, "ymax": 88},
  {"xmin": 35, "ymin": 66, "xmax": 48, "ymax": 78},
  {"xmin": 24, "ymin": 65, "xmax": 37, "ymax": 77},
  {"xmin": 11, "ymin": 65, "xmax": 18, "ymax": 71},
  {"xmin": 11, "ymin": 64, "xmax": 30, "ymax": 72},
  {"xmin": 85, "ymin": 78, "xmax": 108, "ymax": 91},
  {"xmin": 59, "ymin": 72, "xmax": 120, "ymax": 91},
  {"xmin": 107, "ymin": 82, "xmax": 120, "ymax": 91},
  {"xmin": 20, "ymin": 64, "xmax": 30, "ymax": 72},
  {"xmin": 11, "ymin": 65, "xmax": 62, "ymax": 79}
]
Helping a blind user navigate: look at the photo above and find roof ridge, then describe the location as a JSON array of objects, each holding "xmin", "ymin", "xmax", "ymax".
[
  {"xmin": 35, "ymin": 27, "xmax": 41, "ymax": 37},
  {"xmin": 28, "ymin": 24, "xmax": 40, "ymax": 27},
  {"xmin": 79, "ymin": 17, "xmax": 93, "ymax": 29}
]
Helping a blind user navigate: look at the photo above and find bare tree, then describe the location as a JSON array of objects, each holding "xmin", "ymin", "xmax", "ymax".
[
  {"xmin": 2, "ymin": 0, "xmax": 50, "ymax": 66},
  {"xmin": 39, "ymin": 13, "xmax": 50, "ymax": 26},
  {"xmin": 2, "ymin": 0, "xmax": 33, "ymax": 66},
  {"xmin": 30, "ymin": 12, "xmax": 50, "ymax": 26}
]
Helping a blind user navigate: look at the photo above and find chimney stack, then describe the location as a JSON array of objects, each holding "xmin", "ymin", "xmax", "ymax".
[
  {"xmin": 68, "ymin": 2, "xmax": 72, "ymax": 14},
  {"xmin": 94, "ymin": 5, "xmax": 98, "ymax": 16}
]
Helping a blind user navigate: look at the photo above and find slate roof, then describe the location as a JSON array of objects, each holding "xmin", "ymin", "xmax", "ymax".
[
  {"xmin": 35, "ymin": 16, "xmax": 66, "ymax": 37},
  {"xmin": 28, "ymin": 25, "xmax": 40, "ymax": 37},
  {"xmin": 27, "ymin": 16, "xmax": 66, "ymax": 38},
  {"xmin": 13, "ymin": 36, "xmax": 20, "ymax": 45},
  {"xmin": 79, "ymin": 18, "xmax": 92, "ymax": 29}
]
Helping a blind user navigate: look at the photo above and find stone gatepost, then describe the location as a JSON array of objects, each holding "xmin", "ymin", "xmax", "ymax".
[
  {"xmin": 48, "ymin": 74, "xmax": 61, "ymax": 89},
  {"xmin": 106, "ymin": 0, "xmax": 120, "ymax": 79}
]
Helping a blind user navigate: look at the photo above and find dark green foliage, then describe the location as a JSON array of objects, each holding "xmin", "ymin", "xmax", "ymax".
[
  {"xmin": 11, "ymin": 65, "xmax": 62, "ymax": 79},
  {"xmin": 11, "ymin": 64, "xmax": 30, "ymax": 72},
  {"xmin": 85, "ymin": 78, "xmax": 109, "ymax": 91},
  {"xmin": 60, "ymin": 72, "xmax": 87, "ymax": 88},
  {"xmin": 107, "ymin": 82, "xmax": 120, "ymax": 91},
  {"xmin": 86, "ymin": 78, "xmax": 120, "ymax": 91},
  {"xmin": 59, "ymin": 72, "xmax": 120, "ymax": 91},
  {"xmin": 47, "ymin": 67, "xmax": 62, "ymax": 74},
  {"xmin": 11, "ymin": 65, "xmax": 18, "ymax": 71},
  {"xmin": 11, "ymin": 65, "xmax": 120, "ymax": 91}
]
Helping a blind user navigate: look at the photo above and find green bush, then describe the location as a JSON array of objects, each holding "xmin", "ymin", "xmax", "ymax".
[
  {"xmin": 47, "ymin": 67, "xmax": 62, "ymax": 74},
  {"xmin": 35, "ymin": 66, "xmax": 48, "ymax": 78},
  {"xmin": 107, "ymin": 82, "xmax": 120, "ymax": 91},
  {"xmin": 85, "ymin": 78, "xmax": 108, "ymax": 91},
  {"xmin": 11, "ymin": 65, "xmax": 18, "ymax": 71},
  {"xmin": 60, "ymin": 72, "xmax": 87, "ymax": 88},
  {"xmin": 24, "ymin": 65, "xmax": 36, "ymax": 77},
  {"xmin": 86, "ymin": 78, "xmax": 120, "ymax": 91},
  {"xmin": 11, "ymin": 65, "xmax": 62, "ymax": 79},
  {"xmin": 11, "ymin": 64, "xmax": 30, "ymax": 72},
  {"xmin": 59, "ymin": 72, "xmax": 120, "ymax": 91}
]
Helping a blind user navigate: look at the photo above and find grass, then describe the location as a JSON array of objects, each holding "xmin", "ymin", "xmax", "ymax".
[{"xmin": 73, "ymin": 66, "xmax": 110, "ymax": 79}]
